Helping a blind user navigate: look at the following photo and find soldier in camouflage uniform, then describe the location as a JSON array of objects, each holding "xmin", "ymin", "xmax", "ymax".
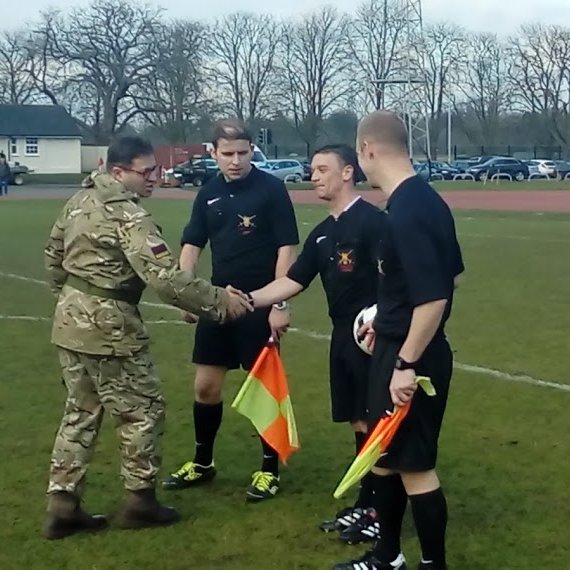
[{"xmin": 42, "ymin": 136, "xmax": 252, "ymax": 540}]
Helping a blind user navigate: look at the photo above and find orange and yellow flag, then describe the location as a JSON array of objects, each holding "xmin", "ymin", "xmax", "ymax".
[
  {"xmin": 333, "ymin": 376, "xmax": 435, "ymax": 499},
  {"xmin": 232, "ymin": 343, "xmax": 300, "ymax": 463}
]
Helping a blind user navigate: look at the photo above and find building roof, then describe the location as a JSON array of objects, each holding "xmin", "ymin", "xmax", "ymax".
[{"xmin": 0, "ymin": 105, "xmax": 82, "ymax": 138}]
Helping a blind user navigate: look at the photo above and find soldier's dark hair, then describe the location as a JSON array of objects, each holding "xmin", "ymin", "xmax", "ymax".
[
  {"xmin": 211, "ymin": 118, "xmax": 252, "ymax": 149},
  {"xmin": 106, "ymin": 136, "xmax": 155, "ymax": 170},
  {"xmin": 312, "ymin": 144, "xmax": 363, "ymax": 183}
]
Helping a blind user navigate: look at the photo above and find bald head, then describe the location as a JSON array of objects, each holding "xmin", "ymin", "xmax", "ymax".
[{"xmin": 357, "ymin": 110, "xmax": 408, "ymax": 154}]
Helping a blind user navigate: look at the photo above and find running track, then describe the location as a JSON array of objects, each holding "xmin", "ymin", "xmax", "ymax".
[{"xmin": 6, "ymin": 186, "xmax": 570, "ymax": 212}]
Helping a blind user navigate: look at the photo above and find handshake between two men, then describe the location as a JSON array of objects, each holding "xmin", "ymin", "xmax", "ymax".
[
  {"xmin": 182, "ymin": 283, "xmax": 292, "ymax": 342},
  {"xmin": 182, "ymin": 285, "xmax": 253, "ymax": 323}
]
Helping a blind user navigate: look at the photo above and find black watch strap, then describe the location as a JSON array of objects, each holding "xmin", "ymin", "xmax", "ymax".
[{"xmin": 394, "ymin": 356, "xmax": 417, "ymax": 370}]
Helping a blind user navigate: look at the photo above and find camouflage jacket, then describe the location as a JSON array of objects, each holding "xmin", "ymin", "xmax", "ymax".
[{"xmin": 44, "ymin": 172, "xmax": 229, "ymax": 356}]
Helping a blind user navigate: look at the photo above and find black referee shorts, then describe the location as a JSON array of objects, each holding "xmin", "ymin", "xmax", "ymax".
[
  {"xmin": 368, "ymin": 334, "xmax": 453, "ymax": 472},
  {"xmin": 329, "ymin": 322, "xmax": 370, "ymax": 424},
  {"xmin": 192, "ymin": 308, "xmax": 272, "ymax": 371}
]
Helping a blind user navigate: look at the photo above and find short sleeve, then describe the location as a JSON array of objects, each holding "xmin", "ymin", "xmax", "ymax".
[
  {"xmin": 286, "ymin": 232, "xmax": 319, "ymax": 288},
  {"xmin": 392, "ymin": 216, "xmax": 449, "ymax": 307},
  {"xmin": 269, "ymin": 182, "xmax": 300, "ymax": 247},
  {"xmin": 181, "ymin": 191, "xmax": 208, "ymax": 248}
]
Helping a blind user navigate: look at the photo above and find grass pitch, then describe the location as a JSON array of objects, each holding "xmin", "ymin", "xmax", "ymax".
[{"xmin": 0, "ymin": 199, "xmax": 569, "ymax": 569}]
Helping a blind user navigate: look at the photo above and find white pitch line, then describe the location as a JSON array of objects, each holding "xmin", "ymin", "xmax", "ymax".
[
  {"xmin": 1, "ymin": 271, "xmax": 569, "ymax": 393},
  {"xmin": 459, "ymin": 232, "xmax": 567, "ymax": 244},
  {"xmin": 288, "ymin": 330, "xmax": 570, "ymax": 393},
  {"xmin": 0, "ymin": 314, "xmax": 185, "ymax": 326}
]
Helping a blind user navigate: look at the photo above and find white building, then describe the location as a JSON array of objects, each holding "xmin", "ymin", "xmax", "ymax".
[{"xmin": 0, "ymin": 104, "xmax": 82, "ymax": 174}]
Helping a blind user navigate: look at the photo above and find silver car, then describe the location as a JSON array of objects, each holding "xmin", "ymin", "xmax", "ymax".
[{"xmin": 260, "ymin": 159, "xmax": 305, "ymax": 183}]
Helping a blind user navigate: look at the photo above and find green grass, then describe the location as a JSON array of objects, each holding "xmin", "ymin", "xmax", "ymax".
[{"xmin": 0, "ymin": 200, "xmax": 569, "ymax": 569}]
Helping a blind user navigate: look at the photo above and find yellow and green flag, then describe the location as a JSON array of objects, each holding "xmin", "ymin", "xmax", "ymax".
[{"xmin": 232, "ymin": 343, "xmax": 300, "ymax": 464}]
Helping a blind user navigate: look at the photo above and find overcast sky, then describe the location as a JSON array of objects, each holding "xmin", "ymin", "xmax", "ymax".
[{"xmin": 4, "ymin": 0, "xmax": 569, "ymax": 34}]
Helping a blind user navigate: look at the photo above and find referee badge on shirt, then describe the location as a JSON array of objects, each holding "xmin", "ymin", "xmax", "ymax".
[
  {"xmin": 337, "ymin": 249, "xmax": 355, "ymax": 272},
  {"xmin": 238, "ymin": 214, "xmax": 256, "ymax": 235}
]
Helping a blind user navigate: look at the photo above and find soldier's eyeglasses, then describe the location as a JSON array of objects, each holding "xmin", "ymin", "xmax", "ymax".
[{"xmin": 120, "ymin": 166, "xmax": 159, "ymax": 180}]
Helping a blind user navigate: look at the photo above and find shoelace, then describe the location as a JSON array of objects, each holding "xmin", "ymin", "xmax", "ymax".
[
  {"xmin": 174, "ymin": 462, "xmax": 199, "ymax": 478},
  {"xmin": 252, "ymin": 472, "xmax": 275, "ymax": 490},
  {"xmin": 348, "ymin": 510, "xmax": 378, "ymax": 531}
]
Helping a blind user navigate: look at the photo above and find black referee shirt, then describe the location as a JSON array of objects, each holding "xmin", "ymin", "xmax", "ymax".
[
  {"xmin": 287, "ymin": 197, "xmax": 386, "ymax": 324},
  {"xmin": 374, "ymin": 175, "xmax": 464, "ymax": 339},
  {"xmin": 181, "ymin": 166, "xmax": 299, "ymax": 290}
]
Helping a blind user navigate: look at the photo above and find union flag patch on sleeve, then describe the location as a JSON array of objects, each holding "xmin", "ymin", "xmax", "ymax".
[{"xmin": 151, "ymin": 243, "xmax": 169, "ymax": 259}]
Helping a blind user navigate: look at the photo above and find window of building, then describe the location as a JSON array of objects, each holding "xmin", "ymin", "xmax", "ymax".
[
  {"xmin": 25, "ymin": 137, "xmax": 39, "ymax": 155},
  {"xmin": 10, "ymin": 138, "xmax": 18, "ymax": 156}
]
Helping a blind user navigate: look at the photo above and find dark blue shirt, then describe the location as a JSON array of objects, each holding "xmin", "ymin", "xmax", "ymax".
[
  {"xmin": 181, "ymin": 167, "xmax": 299, "ymax": 290},
  {"xmin": 287, "ymin": 197, "xmax": 386, "ymax": 324},
  {"xmin": 374, "ymin": 175, "xmax": 464, "ymax": 339}
]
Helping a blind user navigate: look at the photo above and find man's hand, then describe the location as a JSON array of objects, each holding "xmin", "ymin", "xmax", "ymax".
[
  {"xmin": 389, "ymin": 368, "xmax": 418, "ymax": 407},
  {"xmin": 357, "ymin": 319, "xmax": 376, "ymax": 353},
  {"xmin": 268, "ymin": 306, "xmax": 290, "ymax": 341},
  {"xmin": 225, "ymin": 285, "xmax": 254, "ymax": 320}
]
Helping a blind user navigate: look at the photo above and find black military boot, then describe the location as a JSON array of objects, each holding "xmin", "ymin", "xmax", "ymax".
[
  {"xmin": 116, "ymin": 488, "xmax": 180, "ymax": 529},
  {"xmin": 42, "ymin": 491, "xmax": 108, "ymax": 540}
]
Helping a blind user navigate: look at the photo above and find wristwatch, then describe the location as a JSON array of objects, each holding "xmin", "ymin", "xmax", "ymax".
[
  {"xmin": 273, "ymin": 301, "xmax": 288, "ymax": 310},
  {"xmin": 394, "ymin": 356, "xmax": 417, "ymax": 371}
]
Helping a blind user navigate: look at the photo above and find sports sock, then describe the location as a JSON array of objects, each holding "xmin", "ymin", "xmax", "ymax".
[
  {"xmin": 354, "ymin": 432, "xmax": 375, "ymax": 508},
  {"xmin": 371, "ymin": 474, "xmax": 408, "ymax": 562},
  {"xmin": 193, "ymin": 401, "xmax": 223, "ymax": 466},
  {"xmin": 260, "ymin": 437, "xmax": 279, "ymax": 476},
  {"xmin": 410, "ymin": 488, "xmax": 448, "ymax": 570}
]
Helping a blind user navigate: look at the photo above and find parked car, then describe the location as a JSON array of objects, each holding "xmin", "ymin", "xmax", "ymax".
[
  {"xmin": 528, "ymin": 159, "xmax": 557, "ymax": 178},
  {"xmin": 259, "ymin": 159, "xmax": 305, "ymax": 183},
  {"xmin": 171, "ymin": 158, "xmax": 219, "ymax": 187},
  {"xmin": 466, "ymin": 157, "xmax": 529, "ymax": 181},
  {"xmin": 450, "ymin": 160, "xmax": 470, "ymax": 172},
  {"xmin": 413, "ymin": 161, "xmax": 462, "ymax": 181},
  {"xmin": 553, "ymin": 160, "xmax": 570, "ymax": 179},
  {"xmin": 8, "ymin": 162, "xmax": 32, "ymax": 185}
]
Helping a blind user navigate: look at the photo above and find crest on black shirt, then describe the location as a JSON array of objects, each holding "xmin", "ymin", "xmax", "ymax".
[
  {"xmin": 238, "ymin": 214, "xmax": 256, "ymax": 235},
  {"xmin": 377, "ymin": 258, "xmax": 385, "ymax": 276},
  {"xmin": 337, "ymin": 249, "xmax": 354, "ymax": 272}
]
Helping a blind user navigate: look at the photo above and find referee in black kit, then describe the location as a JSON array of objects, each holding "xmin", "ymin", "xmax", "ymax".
[
  {"xmin": 163, "ymin": 118, "xmax": 299, "ymax": 502},
  {"xmin": 334, "ymin": 111, "xmax": 464, "ymax": 570},
  {"xmin": 249, "ymin": 144, "xmax": 385, "ymax": 542}
]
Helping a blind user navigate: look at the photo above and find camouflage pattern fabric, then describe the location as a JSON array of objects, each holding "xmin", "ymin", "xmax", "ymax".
[
  {"xmin": 48, "ymin": 347, "xmax": 165, "ymax": 495},
  {"xmin": 44, "ymin": 171, "xmax": 230, "ymax": 356}
]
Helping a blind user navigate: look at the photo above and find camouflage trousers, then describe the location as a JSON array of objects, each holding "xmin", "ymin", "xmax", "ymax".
[{"xmin": 47, "ymin": 347, "xmax": 165, "ymax": 496}]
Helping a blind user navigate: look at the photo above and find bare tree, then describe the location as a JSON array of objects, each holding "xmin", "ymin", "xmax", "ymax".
[
  {"xmin": 346, "ymin": 0, "xmax": 408, "ymax": 113},
  {"xmin": 133, "ymin": 20, "xmax": 206, "ymax": 142},
  {"xmin": 508, "ymin": 25, "xmax": 570, "ymax": 147},
  {"xmin": 0, "ymin": 32, "xmax": 37, "ymax": 104},
  {"xmin": 453, "ymin": 33, "xmax": 511, "ymax": 145},
  {"xmin": 279, "ymin": 7, "xmax": 351, "ymax": 153},
  {"xmin": 25, "ymin": 11, "xmax": 68, "ymax": 107},
  {"xmin": 417, "ymin": 23, "xmax": 465, "ymax": 154},
  {"xmin": 206, "ymin": 13, "xmax": 280, "ymax": 123},
  {"xmin": 27, "ymin": 0, "xmax": 162, "ymax": 143}
]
